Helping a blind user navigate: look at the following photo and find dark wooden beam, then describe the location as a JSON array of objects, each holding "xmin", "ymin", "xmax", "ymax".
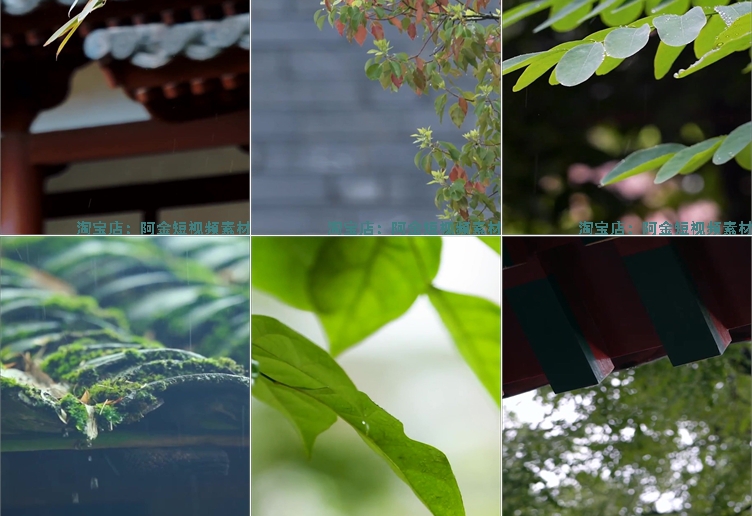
[
  {"xmin": 43, "ymin": 172, "xmax": 249, "ymax": 219},
  {"xmin": 30, "ymin": 110, "xmax": 249, "ymax": 165}
]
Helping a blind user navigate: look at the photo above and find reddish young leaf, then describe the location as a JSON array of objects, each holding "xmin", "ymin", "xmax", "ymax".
[
  {"xmin": 371, "ymin": 21, "xmax": 384, "ymax": 40},
  {"xmin": 354, "ymin": 24, "xmax": 367, "ymax": 46},
  {"xmin": 415, "ymin": 56, "xmax": 425, "ymax": 71},
  {"xmin": 335, "ymin": 20, "xmax": 345, "ymax": 36},
  {"xmin": 449, "ymin": 165, "xmax": 468, "ymax": 182},
  {"xmin": 325, "ymin": 0, "xmax": 331, "ymax": 10},
  {"xmin": 407, "ymin": 22, "xmax": 417, "ymax": 40},
  {"xmin": 389, "ymin": 16, "xmax": 403, "ymax": 31},
  {"xmin": 416, "ymin": 1, "xmax": 424, "ymax": 23},
  {"xmin": 459, "ymin": 97, "xmax": 468, "ymax": 115},
  {"xmin": 391, "ymin": 74, "xmax": 403, "ymax": 88},
  {"xmin": 459, "ymin": 208, "xmax": 469, "ymax": 221},
  {"xmin": 413, "ymin": 68, "xmax": 426, "ymax": 90},
  {"xmin": 474, "ymin": 182, "xmax": 486, "ymax": 193},
  {"xmin": 437, "ymin": 0, "xmax": 449, "ymax": 11}
]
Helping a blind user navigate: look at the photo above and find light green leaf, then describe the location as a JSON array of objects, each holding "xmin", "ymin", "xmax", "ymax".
[
  {"xmin": 713, "ymin": 122, "xmax": 752, "ymax": 164},
  {"xmin": 649, "ymin": 0, "xmax": 690, "ymax": 15},
  {"xmin": 365, "ymin": 61, "xmax": 381, "ymax": 80},
  {"xmin": 694, "ymin": 14, "xmax": 727, "ymax": 57},
  {"xmin": 604, "ymin": 24, "xmax": 651, "ymax": 57},
  {"xmin": 715, "ymin": 12, "xmax": 752, "ymax": 46},
  {"xmin": 653, "ymin": 6, "xmax": 707, "ymax": 46},
  {"xmin": 502, "ymin": 0, "xmax": 555, "ymax": 28},
  {"xmin": 596, "ymin": 55, "xmax": 625, "ymax": 74},
  {"xmin": 675, "ymin": 34, "xmax": 752, "ymax": 77},
  {"xmin": 428, "ymin": 288, "xmax": 501, "ymax": 406},
  {"xmin": 715, "ymin": 2, "xmax": 752, "ymax": 26},
  {"xmin": 735, "ymin": 142, "xmax": 752, "ymax": 169},
  {"xmin": 654, "ymin": 137, "xmax": 724, "ymax": 183},
  {"xmin": 251, "ymin": 237, "xmax": 327, "ymax": 311},
  {"xmin": 309, "ymin": 238, "xmax": 442, "ymax": 355},
  {"xmin": 478, "ymin": 236, "xmax": 501, "ymax": 254},
  {"xmin": 654, "ymin": 41, "xmax": 686, "ymax": 78},
  {"xmin": 252, "ymin": 316, "xmax": 466, "ymax": 516},
  {"xmin": 578, "ymin": 0, "xmax": 623, "ymax": 24},
  {"xmin": 513, "ymin": 50, "xmax": 569, "ymax": 91},
  {"xmin": 502, "ymin": 52, "xmax": 546, "ymax": 75},
  {"xmin": 600, "ymin": 143, "xmax": 686, "ymax": 185},
  {"xmin": 601, "ymin": 0, "xmax": 644, "ymax": 26},
  {"xmin": 535, "ymin": 0, "xmax": 592, "ymax": 33},
  {"xmin": 555, "ymin": 42, "xmax": 606, "ymax": 87}
]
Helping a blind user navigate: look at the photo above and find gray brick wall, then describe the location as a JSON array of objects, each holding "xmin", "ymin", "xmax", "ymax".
[{"xmin": 251, "ymin": 0, "xmax": 468, "ymax": 235}]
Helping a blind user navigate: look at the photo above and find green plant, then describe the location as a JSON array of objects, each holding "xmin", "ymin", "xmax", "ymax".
[
  {"xmin": 315, "ymin": 0, "xmax": 501, "ymax": 225},
  {"xmin": 45, "ymin": 0, "xmax": 107, "ymax": 58},
  {"xmin": 503, "ymin": 0, "xmax": 752, "ymax": 185},
  {"xmin": 251, "ymin": 236, "xmax": 501, "ymax": 516}
]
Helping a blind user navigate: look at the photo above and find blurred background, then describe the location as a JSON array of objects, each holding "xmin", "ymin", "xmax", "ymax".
[
  {"xmin": 251, "ymin": 237, "xmax": 501, "ymax": 515},
  {"xmin": 251, "ymin": 0, "xmax": 483, "ymax": 234},
  {"xmin": 502, "ymin": 0, "xmax": 752, "ymax": 234}
]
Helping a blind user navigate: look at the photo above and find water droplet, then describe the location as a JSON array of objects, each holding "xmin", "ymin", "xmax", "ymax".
[
  {"xmin": 90, "ymin": 477, "xmax": 99, "ymax": 490},
  {"xmin": 72, "ymin": 492, "xmax": 79, "ymax": 504},
  {"xmin": 62, "ymin": 430, "xmax": 69, "ymax": 438},
  {"xmin": 87, "ymin": 456, "xmax": 93, "ymax": 462}
]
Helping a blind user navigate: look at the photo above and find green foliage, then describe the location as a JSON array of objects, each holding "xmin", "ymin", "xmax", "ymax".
[
  {"xmin": 252, "ymin": 236, "xmax": 500, "ymax": 515},
  {"xmin": 316, "ymin": 0, "xmax": 500, "ymax": 225},
  {"xmin": 503, "ymin": 343, "xmax": 752, "ymax": 515},
  {"xmin": 503, "ymin": 0, "xmax": 751, "ymax": 187},
  {"xmin": 0, "ymin": 237, "xmax": 250, "ymax": 367}
]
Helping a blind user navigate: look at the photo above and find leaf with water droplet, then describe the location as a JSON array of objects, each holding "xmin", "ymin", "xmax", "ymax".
[
  {"xmin": 653, "ymin": 6, "xmax": 707, "ymax": 46},
  {"xmin": 604, "ymin": 24, "xmax": 651, "ymax": 58},
  {"xmin": 715, "ymin": 1, "xmax": 752, "ymax": 26}
]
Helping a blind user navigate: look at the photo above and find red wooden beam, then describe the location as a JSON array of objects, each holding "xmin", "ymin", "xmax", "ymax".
[{"xmin": 29, "ymin": 109, "xmax": 249, "ymax": 165}]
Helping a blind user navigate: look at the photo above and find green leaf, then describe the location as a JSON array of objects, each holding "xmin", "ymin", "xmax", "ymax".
[
  {"xmin": 478, "ymin": 236, "xmax": 501, "ymax": 254},
  {"xmin": 442, "ymin": 142, "xmax": 461, "ymax": 162},
  {"xmin": 252, "ymin": 316, "xmax": 466, "ymax": 516},
  {"xmin": 735, "ymin": 142, "xmax": 752, "ymax": 169},
  {"xmin": 604, "ymin": 24, "xmax": 651, "ymax": 57},
  {"xmin": 600, "ymin": 143, "xmax": 686, "ymax": 185},
  {"xmin": 693, "ymin": 14, "xmax": 727, "ymax": 57},
  {"xmin": 654, "ymin": 136, "xmax": 724, "ymax": 183},
  {"xmin": 365, "ymin": 61, "xmax": 381, "ymax": 80},
  {"xmin": 596, "ymin": 55, "xmax": 625, "ymax": 74},
  {"xmin": 715, "ymin": 12, "xmax": 752, "ymax": 46},
  {"xmin": 675, "ymin": 34, "xmax": 752, "ymax": 77},
  {"xmin": 502, "ymin": 52, "xmax": 547, "ymax": 75},
  {"xmin": 449, "ymin": 103, "xmax": 466, "ymax": 128},
  {"xmin": 535, "ymin": 0, "xmax": 592, "ymax": 33},
  {"xmin": 649, "ymin": 0, "xmax": 690, "ymax": 15},
  {"xmin": 251, "ymin": 237, "xmax": 327, "ymax": 311},
  {"xmin": 513, "ymin": 46, "xmax": 577, "ymax": 91},
  {"xmin": 713, "ymin": 122, "xmax": 752, "ymax": 164},
  {"xmin": 654, "ymin": 41, "xmax": 686, "ymax": 78},
  {"xmin": 502, "ymin": 0, "xmax": 555, "ymax": 28},
  {"xmin": 309, "ymin": 238, "xmax": 442, "ymax": 355},
  {"xmin": 715, "ymin": 2, "xmax": 752, "ymax": 26},
  {"xmin": 555, "ymin": 42, "xmax": 606, "ymax": 87},
  {"xmin": 315, "ymin": 10, "xmax": 327, "ymax": 30},
  {"xmin": 653, "ymin": 6, "xmax": 707, "ymax": 46},
  {"xmin": 253, "ymin": 375, "xmax": 337, "ymax": 457},
  {"xmin": 435, "ymin": 93, "xmax": 448, "ymax": 123},
  {"xmin": 428, "ymin": 288, "xmax": 501, "ymax": 406}
]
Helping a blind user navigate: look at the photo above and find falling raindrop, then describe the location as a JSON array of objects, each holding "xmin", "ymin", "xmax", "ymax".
[
  {"xmin": 87, "ymin": 456, "xmax": 93, "ymax": 462},
  {"xmin": 90, "ymin": 477, "xmax": 99, "ymax": 490},
  {"xmin": 62, "ymin": 429, "xmax": 69, "ymax": 438},
  {"xmin": 72, "ymin": 492, "xmax": 79, "ymax": 504}
]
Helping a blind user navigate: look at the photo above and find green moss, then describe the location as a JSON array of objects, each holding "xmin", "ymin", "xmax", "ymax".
[
  {"xmin": 87, "ymin": 378, "xmax": 142, "ymax": 404},
  {"xmin": 95, "ymin": 403, "xmax": 124, "ymax": 427},
  {"xmin": 59, "ymin": 394, "xmax": 88, "ymax": 434}
]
